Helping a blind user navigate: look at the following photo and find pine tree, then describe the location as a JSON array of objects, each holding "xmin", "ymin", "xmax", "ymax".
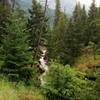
[
  {"xmin": 97, "ymin": 6, "xmax": 100, "ymax": 18},
  {"xmin": 0, "ymin": 3, "xmax": 10, "ymax": 44},
  {"xmin": 86, "ymin": 0, "xmax": 98, "ymax": 45},
  {"xmin": 88, "ymin": 0, "xmax": 97, "ymax": 21},
  {"xmin": 64, "ymin": 3, "xmax": 86, "ymax": 64},
  {"xmin": 64, "ymin": 19, "xmax": 79, "ymax": 64},
  {"xmin": 0, "ymin": 10, "xmax": 33, "ymax": 83},
  {"xmin": 48, "ymin": 0, "xmax": 61, "ymax": 60},
  {"xmin": 73, "ymin": 2, "xmax": 82, "ymax": 22},
  {"xmin": 0, "ymin": 2, "xmax": 10, "ymax": 66},
  {"xmin": 81, "ymin": 5, "xmax": 87, "ymax": 24},
  {"xmin": 53, "ymin": 13, "xmax": 68, "ymax": 63},
  {"xmin": 48, "ymin": 0, "xmax": 69, "ymax": 64},
  {"xmin": 27, "ymin": 0, "xmax": 48, "ymax": 60},
  {"xmin": 54, "ymin": 0, "xmax": 61, "ymax": 27},
  {"xmin": 81, "ymin": 5, "xmax": 88, "ymax": 46},
  {"xmin": 72, "ymin": 2, "xmax": 85, "ymax": 44}
]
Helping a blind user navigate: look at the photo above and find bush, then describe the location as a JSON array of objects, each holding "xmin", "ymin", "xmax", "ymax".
[
  {"xmin": 85, "ymin": 68, "xmax": 100, "ymax": 100},
  {"xmin": 42, "ymin": 62, "xmax": 87, "ymax": 100}
]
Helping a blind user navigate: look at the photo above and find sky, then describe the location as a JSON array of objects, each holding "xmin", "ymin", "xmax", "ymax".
[
  {"xmin": 21, "ymin": 0, "xmax": 100, "ymax": 10},
  {"xmin": 20, "ymin": 0, "xmax": 100, "ymax": 15},
  {"xmin": 48, "ymin": 0, "xmax": 100, "ymax": 9},
  {"xmin": 77, "ymin": 0, "xmax": 100, "ymax": 7}
]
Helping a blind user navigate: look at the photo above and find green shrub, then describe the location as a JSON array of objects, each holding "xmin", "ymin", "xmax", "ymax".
[{"xmin": 42, "ymin": 62, "xmax": 87, "ymax": 100}]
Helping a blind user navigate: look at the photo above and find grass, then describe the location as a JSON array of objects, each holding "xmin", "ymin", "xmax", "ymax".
[
  {"xmin": 0, "ymin": 79, "xmax": 45, "ymax": 100},
  {"xmin": 74, "ymin": 55, "xmax": 100, "ymax": 71}
]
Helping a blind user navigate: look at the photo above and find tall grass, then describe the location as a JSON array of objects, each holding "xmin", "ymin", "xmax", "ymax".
[
  {"xmin": 0, "ymin": 79, "xmax": 44, "ymax": 100},
  {"xmin": 74, "ymin": 55, "xmax": 100, "ymax": 71}
]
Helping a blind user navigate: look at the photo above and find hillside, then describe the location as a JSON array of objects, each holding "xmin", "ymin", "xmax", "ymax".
[
  {"xmin": 0, "ymin": 0, "xmax": 100, "ymax": 100},
  {"xmin": 17, "ymin": 0, "xmax": 55, "ymax": 25}
]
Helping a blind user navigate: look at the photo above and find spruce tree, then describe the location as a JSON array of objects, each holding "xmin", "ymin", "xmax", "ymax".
[
  {"xmin": 0, "ymin": 10, "xmax": 33, "ymax": 83},
  {"xmin": 0, "ymin": 2, "xmax": 10, "ymax": 66},
  {"xmin": 0, "ymin": 3, "xmax": 10, "ymax": 44},
  {"xmin": 81, "ymin": 5, "xmax": 87, "ymax": 24},
  {"xmin": 88, "ymin": 0, "xmax": 97, "ymax": 21},
  {"xmin": 27, "ymin": 0, "xmax": 48, "ymax": 60},
  {"xmin": 49, "ymin": 0, "xmax": 61, "ymax": 59},
  {"xmin": 73, "ymin": 2, "xmax": 82, "ymax": 22},
  {"xmin": 97, "ymin": 6, "xmax": 100, "ymax": 18},
  {"xmin": 49, "ymin": 0, "xmax": 69, "ymax": 64},
  {"xmin": 86, "ymin": 0, "xmax": 98, "ymax": 45},
  {"xmin": 54, "ymin": 0, "xmax": 61, "ymax": 27},
  {"xmin": 64, "ymin": 3, "xmax": 85, "ymax": 64},
  {"xmin": 53, "ymin": 13, "xmax": 68, "ymax": 63},
  {"xmin": 64, "ymin": 19, "xmax": 78, "ymax": 64},
  {"xmin": 72, "ymin": 2, "xmax": 85, "ymax": 44},
  {"xmin": 81, "ymin": 5, "xmax": 88, "ymax": 46}
]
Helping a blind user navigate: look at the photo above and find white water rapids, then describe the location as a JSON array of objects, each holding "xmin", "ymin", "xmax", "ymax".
[{"xmin": 38, "ymin": 49, "xmax": 48, "ymax": 85}]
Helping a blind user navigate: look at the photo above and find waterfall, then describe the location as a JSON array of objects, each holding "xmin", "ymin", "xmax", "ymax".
[{"xmin": 38, "ymin": 48, "xmax": 48, "ymax": 85}]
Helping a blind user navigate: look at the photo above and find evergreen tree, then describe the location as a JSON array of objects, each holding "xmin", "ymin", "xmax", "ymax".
[
  {"xmin": 88, "ymin": 0, "xmax": 97, "ymax": 21},
  {"xmin": 0, "ymin": 3, "xmax": 10, "ymax": 44},
  {"xmin": 54, "ymin": 13, "xmax": 68, "ymax": 64},
  {"xmin": 64, "ymin": 3, "xmax": 85, "ymax": 64},
  {"xmin": 73, "ymin": 2, "xmax": 82, "ymax": 22},
  {"xmin": 86, "ymin": 0, "xmax": 98, "ymax": 45},
  {"xmin": 97, "ymin": 6, "xmax": 100, "ymax": 18},
  {"xmin": 81, "ymin": 5, "xmax": 87, "ymax": 24},
  {"xmin": 64, "ymin": 19, "xmax": 80, "ymax": 64},
  {"xmin": 72, "ymin": 2, "xmax": 84, "ymax": 44},
  {"xmin": 48, "ymin": 0, "xmax": 69, "ymax": 64},
  {"xmin": 49, "ymin": 0, "xmax": 61, "ymax": 60},
  {"xmin": 81, "ymin": 5, "xmax": 88, "ymax": 46},
  {"xmin": 81, "ymin": 0, "xmax": 100, "ymax": 59},
  {"xmin": 54, "ymin": 0, "xmax": 61, "ymax": 27},
  {"xmin": 0, "ymin": 10, "xmax": 33, "ymax": 83},
  {"xmin": 0, "ymin": 3, "xmax": 10, "ymax": 66},
  {"xmin": 27, "ymin": 0, "xmax": 48, "ymax": 60}
]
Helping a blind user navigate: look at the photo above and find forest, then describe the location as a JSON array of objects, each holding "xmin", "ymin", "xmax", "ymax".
[{"xmin": 0, "ymin": 0, "xmax": 100, "ymax": 100}]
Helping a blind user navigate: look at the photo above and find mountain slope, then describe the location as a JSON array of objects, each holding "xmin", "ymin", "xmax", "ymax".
[
  {"xmin": 17, "ymin": 0, "xmax": 55, "ymax": 25},
  {"xmin": 18, "ymin": 0, "xmax": 75, "ymax": 15},
  {"xmin": 17, "ymin": 0, "xmax": 75, "ymax": 25}
]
